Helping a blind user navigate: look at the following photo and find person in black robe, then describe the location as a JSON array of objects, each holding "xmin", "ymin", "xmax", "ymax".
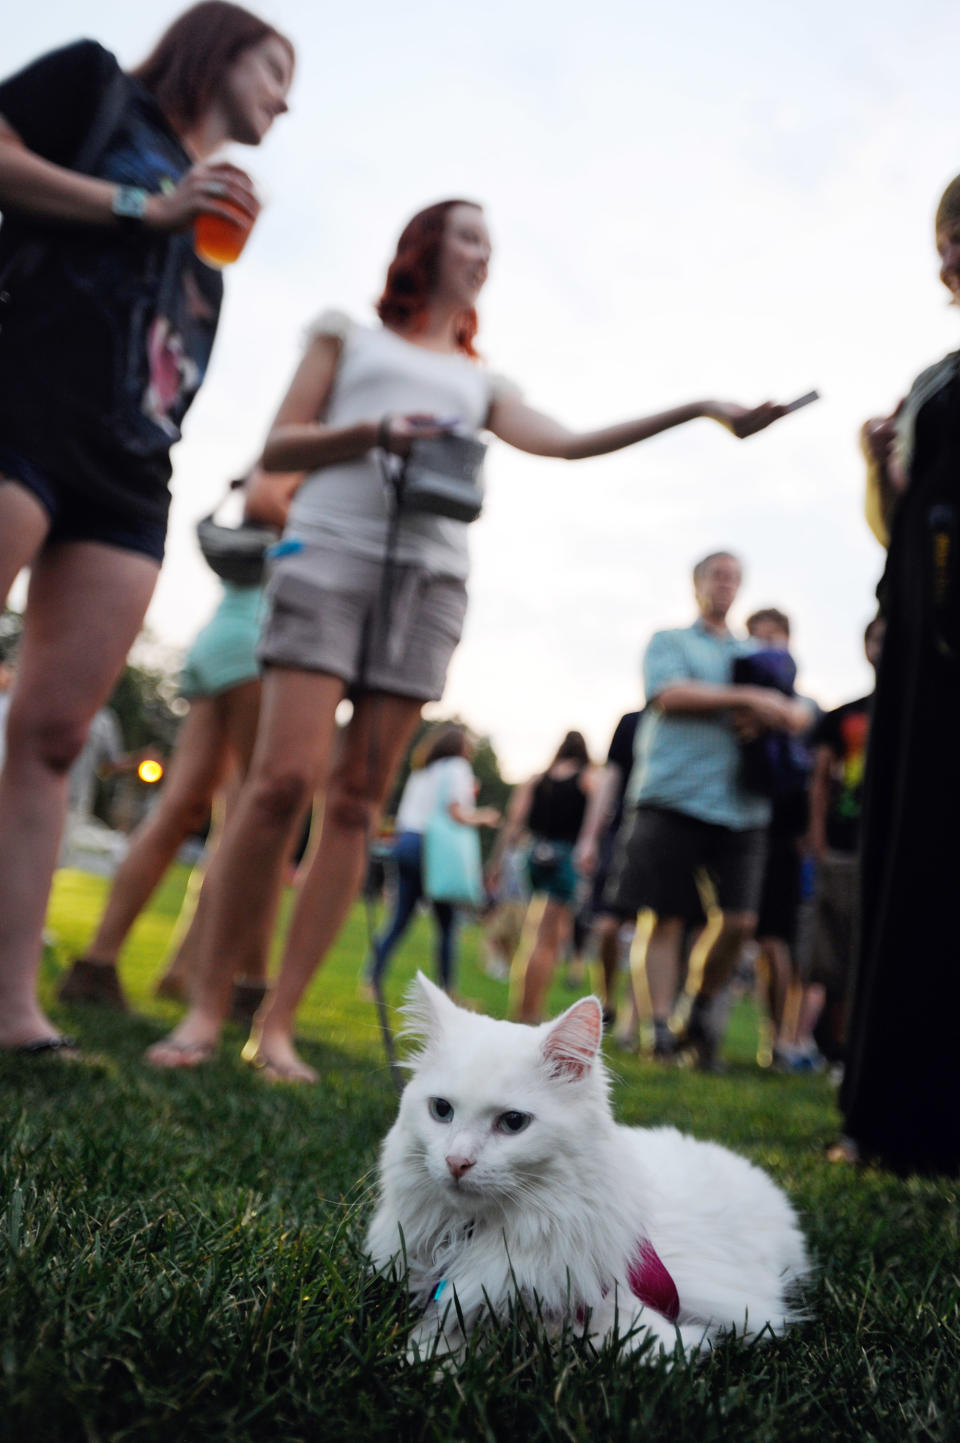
[{"xmin": 838, "ymin": 174, "xmax": 960, "ymax": 1175}]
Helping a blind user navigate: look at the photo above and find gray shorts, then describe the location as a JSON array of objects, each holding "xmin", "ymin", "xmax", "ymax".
[
  {"xmin": 807, "ymin": 850, "xmax": 860, "ymax": 992},
  {"xmin": 257, "ymin": 543, "xmax": 468, "ymax": 702}
]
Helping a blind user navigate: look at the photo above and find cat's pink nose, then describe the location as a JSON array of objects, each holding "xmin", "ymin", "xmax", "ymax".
[{"xmin": 446, "ymin": 1154, "xmax": 475, "ymax": 1180}]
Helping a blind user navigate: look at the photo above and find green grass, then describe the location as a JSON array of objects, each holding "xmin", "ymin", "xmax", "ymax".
[{"xmin": 0, "ymin": 866, "xmax": 957, "ymax": 1441}]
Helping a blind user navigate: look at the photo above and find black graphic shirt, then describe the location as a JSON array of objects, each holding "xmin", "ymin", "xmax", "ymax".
[
  {"xmin": 0, "ymin": 40, "xmax": 223, "ymax": 524},
  {"xmin": 814, "ymin": 695, "xmax": 872, "ymax": 853}
]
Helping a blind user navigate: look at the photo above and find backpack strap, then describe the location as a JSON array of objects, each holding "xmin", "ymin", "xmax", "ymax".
[
  {"xmin": 0, "ymin": 64, "xmax": 135, "ymax": 306},
  {"xmin": 71, "ymin": 65, "xmax": 132, "ymax": 174}
]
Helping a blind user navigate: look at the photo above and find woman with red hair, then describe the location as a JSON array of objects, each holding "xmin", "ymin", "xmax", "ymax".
[
  {"xmin": 0, "ymin": 2, "xmax": 293, "ymax": 1057},
  {"xmin": 149, "ymin": 198, "xmax": 789, "ymax": 1080}
]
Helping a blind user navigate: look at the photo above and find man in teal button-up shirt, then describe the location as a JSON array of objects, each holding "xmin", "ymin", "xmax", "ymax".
[{"xmin": 609, "ymin": 552, "xmax": 811, "ymax": 1068}]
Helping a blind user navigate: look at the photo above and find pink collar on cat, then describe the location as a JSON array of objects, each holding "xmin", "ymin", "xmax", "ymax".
[{"xmin": 627, "ymin": 1239, "xmax": 680, "ymax": 1322}]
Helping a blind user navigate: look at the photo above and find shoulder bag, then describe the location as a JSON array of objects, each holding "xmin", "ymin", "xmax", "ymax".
[
  {"xmin": 378, "ymin": 422, "xmax": 487, "ymax": 524},
  {"xmin": 422, "ymin": 765, "xmax": 484, "ymax": 907}
]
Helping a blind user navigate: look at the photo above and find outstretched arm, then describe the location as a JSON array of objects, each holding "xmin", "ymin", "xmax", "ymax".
[
  {"xmin": 487, "ymin": 777, "xmax": 535, "ymax": 875},
  {"xmin": 575, "ymin": 761, "xmax": 624, "ymax": 876},
  {"xmin": 486, "ymin": 391, "xmax": 787, "ymax": 460}
]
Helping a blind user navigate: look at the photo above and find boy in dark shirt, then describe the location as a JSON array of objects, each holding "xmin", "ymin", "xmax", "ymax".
[{"xmin": 801, "ymin": 615, "xmax": 885, "ymax": 1062}]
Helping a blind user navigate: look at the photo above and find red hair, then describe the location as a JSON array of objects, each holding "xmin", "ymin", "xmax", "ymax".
[
  {"xmin": 376, "ymin": 200, "xmax": 482, "ymax": 359},
  {"xmin": 131, "ymin": 1, "xmax": 295, "ymax": 130}
]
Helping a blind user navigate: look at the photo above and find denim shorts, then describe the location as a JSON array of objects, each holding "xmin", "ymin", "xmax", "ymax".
[
  {"xmin": 0, "ymin": 445, "xmax": 167, "ymax": 562},
  {"xmin": 525, "ymin": 838, "xmax": 580, "ymax": 905}
]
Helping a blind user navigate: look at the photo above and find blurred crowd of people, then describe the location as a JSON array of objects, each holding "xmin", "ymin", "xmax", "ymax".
[
  {"xmin": 1, "ymin": 3, "xmax": 958, "ymax": 1178},
  {"xmin": 484, "ymin": 555, "xmax": 883, "ymax": 1095}
]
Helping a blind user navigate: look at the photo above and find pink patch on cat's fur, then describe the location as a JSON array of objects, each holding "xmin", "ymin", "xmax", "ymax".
[{"xmin": 627, "ymin": 1240, "xmax": 680, "ymax": 1322}]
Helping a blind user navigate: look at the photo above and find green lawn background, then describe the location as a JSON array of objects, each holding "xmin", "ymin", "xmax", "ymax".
[{"xmin": 0, "ymin": 864, "xmax": 956, "ymax": 1442}]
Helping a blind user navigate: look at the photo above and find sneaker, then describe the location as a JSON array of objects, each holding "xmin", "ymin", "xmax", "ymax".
[
  {"xmin": 789, "ymin": 1044, "xmax": 826, "ymax": 1075},
  {"xmin": 677, "ymin": 1003, "xmax": 723, "ymax": 1073},
  {"xmin": 773, "ymin": 1042, "xmax": 826, "ymax": 1075},
  {"xmin": 57, "ymin": 958, "xmax": 128, "ymax": 1011}
]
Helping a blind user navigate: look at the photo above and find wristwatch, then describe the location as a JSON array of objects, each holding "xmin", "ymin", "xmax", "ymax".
[{"xmin": 111, "ymin": 186, "xmax": 148, "ymax": 228}]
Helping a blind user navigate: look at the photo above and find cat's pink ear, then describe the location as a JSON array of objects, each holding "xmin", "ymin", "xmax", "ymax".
[
  {"xmin": 402, "ymin": 971, "xmax": 459, "ymax": 1045},
  {"xmin": 541, "ymin": 997, "xmax": 603, "ymax": 1080}
]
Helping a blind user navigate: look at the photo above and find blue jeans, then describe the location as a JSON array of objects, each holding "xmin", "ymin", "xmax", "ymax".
[{"xmin": 370, "ymin": 832, "xmax": 457, "ymax": 990}]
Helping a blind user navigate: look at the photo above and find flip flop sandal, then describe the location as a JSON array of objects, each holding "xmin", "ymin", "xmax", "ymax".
[{"xmin": 16, "ymin": 1035, "xmax": 80, "ymax": 1056}]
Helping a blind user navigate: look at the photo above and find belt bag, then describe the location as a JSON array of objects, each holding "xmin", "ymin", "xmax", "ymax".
[
  {"xmin": 196, "ymin": 478, "xmax": 278, "ymax": 586},
  {"xmin": 399, "ymin": 432, "xmax": 487, "ymax": 523}
]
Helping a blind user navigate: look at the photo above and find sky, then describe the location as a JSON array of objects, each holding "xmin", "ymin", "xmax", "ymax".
[{"xmin": 7, "ymin": 0, "xmax": 960, "ymax": 779}]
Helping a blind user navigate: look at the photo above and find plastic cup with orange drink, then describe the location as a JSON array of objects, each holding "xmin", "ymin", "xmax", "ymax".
[{"xmin": 194, "ymin": 176, "xmax": 260, "ymax": 268}]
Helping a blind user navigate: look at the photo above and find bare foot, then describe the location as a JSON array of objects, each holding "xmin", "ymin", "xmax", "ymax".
[
  {"xmin": 240, "ymin": 1027, "xmax": 318, "ymax": 1084},
  {"xmin": 145, "ymin": 1013, "xmax": 220, "ymax": 1069},
  {"xmin": 0, "ymin": 1004, "xmax": 69, "ymax": 1052},
  {"xmin": 826, "ymin": 1136, "xmax": 860, "ymax": 1165}
]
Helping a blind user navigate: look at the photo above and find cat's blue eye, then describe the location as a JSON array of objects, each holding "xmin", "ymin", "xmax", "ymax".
[
  {"xmin": 429, "ymin": 1097, "xmax": 454, "ymax": 1124},
  {"xmin": 496, "ymin": 1111, "xmax": 532, "ymax": 1135}
]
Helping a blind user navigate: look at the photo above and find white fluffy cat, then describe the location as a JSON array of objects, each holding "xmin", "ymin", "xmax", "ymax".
[{"xmin": 367, "ymin": 974, "xmax": 810, "ymax": 1360}]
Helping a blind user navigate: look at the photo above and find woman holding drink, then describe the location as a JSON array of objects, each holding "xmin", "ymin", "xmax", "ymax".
[
  {"xmin": 148, "ymin": 196, "xmax": 793, "ymax": 1081},
  {"xmin": 0, "ymin": 1, "xmax": 293, "ymax": 1056}
]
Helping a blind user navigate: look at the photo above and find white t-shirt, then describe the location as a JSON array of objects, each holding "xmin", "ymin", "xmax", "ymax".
[
  {"xmin": 284, "ymin": 310, "xmax": 518, "ymax": 580},
  {"xmin": 395, "ymin": 755, "xmax": 476, "ymax": 833}
]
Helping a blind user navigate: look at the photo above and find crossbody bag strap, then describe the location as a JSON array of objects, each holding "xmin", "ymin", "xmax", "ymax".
[{"xmin": 72, "ymin": 65, "xmax": 132, "ymax": 174}]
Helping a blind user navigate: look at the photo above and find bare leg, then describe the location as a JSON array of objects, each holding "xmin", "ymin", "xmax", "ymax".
[
  {"xmin": 0, "ymin": 537, "xmax": 158, "ymax": 1048},
  {"xmin": 696, "ymin": 912, "xmax": 758, "ymax": 998},
  {"xmin": 593, "ymin": 913, "xmax": 622, "ymax": 1017},
  {"xmin": 154, "ymin": 681, "xmax": 265, "ymax": 994},
  {"xmin": 756, "ymin": 936, "xmax": 793, "ymax": 1035},
  {"xmin": 245, "ymin": 692, "xmax": 424, "ymax": 1081},
  {"xmin": 146, "ymin": 667, "xmax": 344, "ymax": 1067},
  {"xmin": 0, "ymin": 478, "xmax": 50, "ymax": 600},
  {"xmin": 517, "ymin": 897, "xmax": 573, "ymax": 1024},
  {"xmin": 507, "ymin": 894, "xmax": 545, "ymax": 1017},
  {"xmin": 795, "ymin": 981, "xmax": 828, "ymax": 1051},
  {"xmin": 683, "ymin": 911, "xmax": 758, "ymax": 1069},
  {"xmin": 153, "ymin": 785, "xmax": 231, "ymax": 999},
  {"xmin": 644, "ymin": 916, "xmax": 685, "ymax": 1021},
  {"xmin": 73, "ymin": 697, "xmax": 233, "ymax": 976}
]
